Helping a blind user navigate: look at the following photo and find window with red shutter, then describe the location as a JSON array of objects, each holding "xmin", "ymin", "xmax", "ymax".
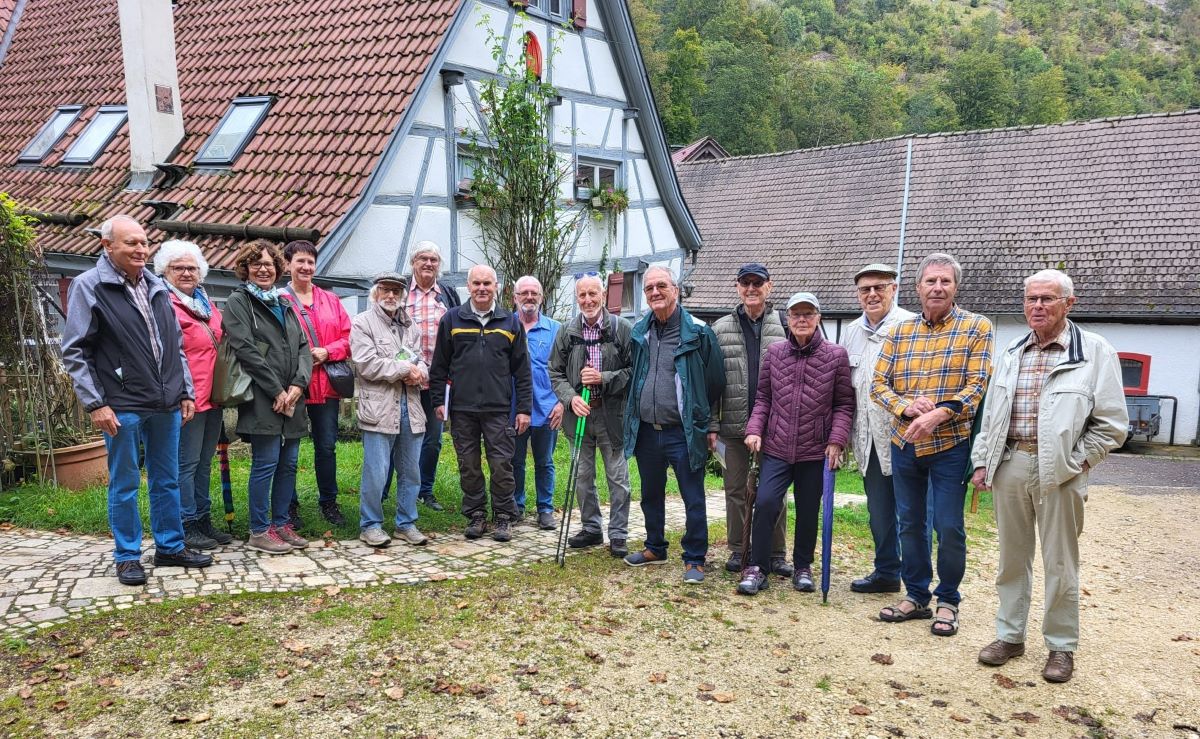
[{"xmin": 571, "ymin": 0, "xmax": 587, "ymax": 30}]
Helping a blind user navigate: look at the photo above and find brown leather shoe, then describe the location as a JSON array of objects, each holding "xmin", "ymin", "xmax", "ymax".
[
  {"xmin": 1043, "ymin": 651, "xmax": 1074, "ymax": 683},
  {"xmin": 978, "ymin": 639, "xmax": 1025, "ymax": 666}
]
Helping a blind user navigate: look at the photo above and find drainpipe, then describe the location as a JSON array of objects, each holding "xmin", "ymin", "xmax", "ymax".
[{"xmin": 896, "ymin": 138, "xmax": 914, "ymax": 289}]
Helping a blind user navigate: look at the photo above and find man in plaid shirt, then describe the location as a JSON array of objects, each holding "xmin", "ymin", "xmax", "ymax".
[{"xmin": 871, "ymin": 252, "xmax": 993, "ymax": 637}]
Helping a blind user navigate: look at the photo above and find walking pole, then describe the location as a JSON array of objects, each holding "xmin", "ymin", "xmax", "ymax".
[
  {"xmin": 555, "ymin": 387, "xmax": 590, "ymax": 567},
  {"xmin": 739, "ymin": 451, "xmax": 760, "ymax": 574},
  {"xmin": 217, "ymin": 425, "xmax": 235, "ymax": 534},
  {"xmin": 820, "ymin": 462, "xmax": 836, "ymax": 604}
]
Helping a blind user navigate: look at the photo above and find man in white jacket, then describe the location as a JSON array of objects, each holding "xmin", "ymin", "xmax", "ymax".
[{"xmin": 970, "ymin": 269, "xmax": 1128, "ymax": 684}]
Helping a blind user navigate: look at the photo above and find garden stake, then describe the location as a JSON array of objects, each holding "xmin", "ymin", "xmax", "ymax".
[
  {"xmin": 555, "ymin": 387, "xmax": 590, "ymax": 567},
  {"xmin": 217, "ymin": 425, "xmax": 234, "ymax": 534}
]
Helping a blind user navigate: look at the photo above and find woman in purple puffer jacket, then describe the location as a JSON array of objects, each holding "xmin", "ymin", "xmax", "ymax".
[{"xmin": 738, "ymin": 291, "xmax": 855, "ymax": 596}]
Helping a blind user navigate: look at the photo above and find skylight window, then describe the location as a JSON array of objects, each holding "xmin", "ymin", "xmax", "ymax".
[
  {"xmin": 61, "ymin": 106, "xmax": 128, "ymax": 165},
  {"xmin": 18, "ymin": 106, "xmax": 83, "ymax": 163},
  {"xmin": 194, "ymin": 96, "xmax": 272, "ymax": 166}
]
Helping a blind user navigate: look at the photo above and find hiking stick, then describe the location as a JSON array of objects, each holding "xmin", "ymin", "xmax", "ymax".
[
  {"xmin": 739, "ymin": 451, "xmax": 760, "ymax": 573},
  {"xmin": 555, "ymin": 387, "xmax": 591, "ymax": 567}
]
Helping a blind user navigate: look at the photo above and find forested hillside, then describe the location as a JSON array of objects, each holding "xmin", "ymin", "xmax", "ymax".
[{"xmin": 631, "ymin": 0, "xmax": 1200, "ymax": 153}]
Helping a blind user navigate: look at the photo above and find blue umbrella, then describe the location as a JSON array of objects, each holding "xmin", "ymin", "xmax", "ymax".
[{"xmin": 821, "ymin": 463, "xmax": 836, "ymax": 603}]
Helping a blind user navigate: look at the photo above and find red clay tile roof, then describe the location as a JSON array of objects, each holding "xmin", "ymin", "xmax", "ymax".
[
  {"xmin": 0, "ymin": 0, "xmax": 460, "ymax": 270},
  {"xmin": 671, "ymin": 136, "xmax": 729, "ymax": 165},
  {"xmin": 0, "ymin": 1, "xmax": 16, "ymax": 41},
  {"xmin": 678, "ymin": 111, "xmax": 1200, "ymax": 320}
]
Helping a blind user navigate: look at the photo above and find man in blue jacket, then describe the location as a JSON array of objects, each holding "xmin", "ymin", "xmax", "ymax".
[
  {"xmin": 623, "ymin": 266, "xmax": 726, "ymax": 583},
  {"xmin": 61, "ymin": 215, "xmax": 213, "ymax": 585}
]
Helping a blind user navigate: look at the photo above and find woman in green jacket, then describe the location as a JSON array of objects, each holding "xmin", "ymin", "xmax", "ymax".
[{"xmin": 222, "ymin": 241, "xmax": 313, "ymax": 554}]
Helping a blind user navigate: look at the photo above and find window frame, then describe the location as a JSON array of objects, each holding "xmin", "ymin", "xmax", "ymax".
[
  {"xmin": 193, "ymin": 96, "xmax": 273, "ymax": 167},
  {"xmin": 18, "ymin": 105, "xmax": 83, "ymax": 164},
  {"xmin": 574, "ymin": 158, "xmax": 620, "ymax": 201},
  {"xmin": 60, "ymin": 106, "xmax": 128, "ymax": 166},
  {"xmin": 525, "ymin": 0, "xmax": 568, "ymax": 22}
]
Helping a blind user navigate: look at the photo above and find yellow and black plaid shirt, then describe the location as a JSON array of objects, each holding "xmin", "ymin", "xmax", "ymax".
[{"xmin": 871, "ymin": 305, "xmax": 993, "ymax": 456}]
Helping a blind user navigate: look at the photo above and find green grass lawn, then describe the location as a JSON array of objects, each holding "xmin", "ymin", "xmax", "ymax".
[{"xmin": 0, "ymin": 434, "xmax": 990, "ymax": 553}]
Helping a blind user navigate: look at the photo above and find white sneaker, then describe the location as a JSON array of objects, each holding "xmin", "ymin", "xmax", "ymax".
[
  {"xmin": 393, "ymin": 527, "xmax": 428, "ymax": 546},
  {"xmin": 359, "ymin": 527, "xmax": 390, "ymax": 548}
]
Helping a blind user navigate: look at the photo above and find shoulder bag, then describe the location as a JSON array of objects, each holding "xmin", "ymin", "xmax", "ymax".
[{"xmin": 287, "ymin": 286, "xmax": 355, "ymax": 398}]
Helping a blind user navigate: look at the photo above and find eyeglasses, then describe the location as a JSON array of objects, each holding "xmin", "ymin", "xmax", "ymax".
[
  {"xmin": 250, "ymin": 261, "xmax": 275, "ymax": 271},
  {"xmin": 574, "ymin": 270, "xmax": 599, "ymax": 279},
  {"xmin": 737, "ymin": 278, "xmax": 765, "ymax": 288},
  {"xmin": 515, "ymin": 290, "xmax": 542, "ymax": 297},
  {"xmin": 857, "ymin": 283, "xmax": 893, "ymax": 295},
  {"xmin": 788, "ymin": 311, "xmax": 819, "ymax": 320},
  {"xmin": 643, "ymin": 281, "xmax": 673, "ymax": 294},
  {"xmin": 1023, "ymin": 296, "xmax": 1067, "ymax": 306},
  {"xmin": 169, "ymin": 265, "xmax": 199, "ymax": 274}
]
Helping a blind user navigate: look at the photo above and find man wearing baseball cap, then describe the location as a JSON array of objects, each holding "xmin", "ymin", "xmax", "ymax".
[
  {"xmin": 712, "ymin": 264, "xmax": 791, "ymax": 576},
  {"xmin": 839, "ymin": 263, "xmax": 915, "ymax": 594}
]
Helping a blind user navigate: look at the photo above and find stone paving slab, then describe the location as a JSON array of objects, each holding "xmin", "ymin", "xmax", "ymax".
[{"xmin": 0, "ymin": 491, "xmax": 866, "ymax": 634}]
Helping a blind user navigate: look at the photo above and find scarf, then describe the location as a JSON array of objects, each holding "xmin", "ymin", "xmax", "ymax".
[
  {"xmin": 244, "ymin": 282, "xmax": 288, "ymax": 326},
  {"xmin": 168, "ymin": 283, "xmax": 212, "ymax": 320}
]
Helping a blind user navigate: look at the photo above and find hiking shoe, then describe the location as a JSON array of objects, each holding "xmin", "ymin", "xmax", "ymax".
[
  {"xmin": 724, "ymin": 551, "xmax": 742, "ymax": 573},
  {"xmin": 850, "ymin": 572, "xmax": 902, "ymax": 593},
  {"xmin": 492, "ymin": 519, "xmax": 512, "ymax": 542},
  {"xmin": 568, "ymin": 529, "xmax": 603, "ymax": 549},
  {"xmin": 1043, "ymin": 651, "xmax": 1074, "ymax": 683},
  {"xmin": 420, "ymin": 495, "xmax": 445, "ymax": 512},
  {"xmin": 683, "ymin": 564, "xmax": 706, "ymax": 584},
  {"xmin": 247, "ymin": 528, "xmax": 293, "ymax": 554},
  {"xmin": 737, "ymin": 565, "xmax": 767, "ymax": 595},
  {"xmin": 287, "ymin": 501, "xmax": 303, "ymax": 529},
  {"xmin": 320, "ymin": 501, "xmax": 347, "ymax": 526},
  {"xmin": 115, "ymin": 560, "xmax": 147, "ymax": 586},
  {"xmin": 465, "ymin": 515, "xmax": 487, "ymax": 539},
  {"xmin": 770, "ymin": 557, "xmax": 794, "ymax": 578},
  {"xmin": 609, "ymin": 538, "xmax": 628, "ymax": 558},
  {"xmin": 153, "ymin": 547, "xmax": 213, "ymax": 569},
  {"xmin": 199, "ymin": 514, "xmax": 234, "ymax": 545},
  {"xmin": 624, "ymin": 549, "xmax": 667, "ymax": 567},
  {"xmin": 792, "ymin": 567, "xmax": 815, "ymax": 592},
  {"xmin": 394, "ymin": 527, "xmax": 428, "ymax": 546},
  {"xmin": 182, "ymin": 519, "xmax": 218, "ymax": 551},
  {"xmin": 359, "ymin": 526, "xmax": 391, "ymax": 547},
  {"xmin": 978, "ymin": 639, "xmax": 1026, "ymax": 666},
  {"xmin": 515, "ymin": 506, "xmax": 526, "ymax": 520},
  {"xmin": 276, "ymin": 523, "xmax": 309, "ymax": 549},
  {"xmin": 537, "ymin": 511, "xmax": 556, "ymax": 530}
]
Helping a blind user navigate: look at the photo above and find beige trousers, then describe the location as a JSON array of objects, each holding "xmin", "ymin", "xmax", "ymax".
[
  {"xmin": 992, "ymin": 448, "xmax": 1087, "ymax": 652},
  {"xmin": 722, "ymin": 435, "xmax": 786, "ymax": 558}
]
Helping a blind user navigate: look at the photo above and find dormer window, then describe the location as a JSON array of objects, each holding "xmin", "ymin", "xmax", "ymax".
[
  {"xmin": 194, "ymin": 96, "xmax": 272, "ymax": 166},
  {"xmin": 61, "ymin": 106, "xmax": 128, "ymax": 165},
  {"xmin": 18, "ymin": 105, "xmax": 82, "ymax": 163}
]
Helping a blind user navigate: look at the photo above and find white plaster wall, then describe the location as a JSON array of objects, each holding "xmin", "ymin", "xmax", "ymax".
[
  {"xmin": 506, "ymin": 18, "xmax": 548, "ymax": 70},
  {"xmin": 625, "ymin": 123, "xmax": 644, "ymax": 153},
  {"xmin": 549, "ymin": 29, "xmax": 590, "ymax": 94},
  {"xmin": 552, "ymin": 105, "xmax": 573, "ymax": 145},
  {"xmin": 326, "ymin": 204, "xmax": 410, "ymax": 278},
  {"xmin": 633, "ymin": 159, "xmax": 659, "ymax": 201},
  {"xmin": 574, "ymin": 103, "xmax": 609, "ymax": 148},
  {"xmin": 413, "ymin": 85, "xmax": 445, "ymax": 128},
  {"xmin": 586, "ymin": 0, "xmax": 604, "ymax": 32},
  {"xmin": 376, "ymin": 136, "xmax": 431, "ymax": 196},
  {"xmin": 602, "ymin": 110, "xmax": 623, "ymax": 150},
  {"xmin": 625, "ymin": 207, "xmax": 650, "ymax": 256},
  {"xmin": 408, "ymin": 206, "xmax": 454, "ymax": 262},
  {"xmin": 424, "ymin": 138, "xmax": 449, "ymax": 197},
  {"xmin": 585, "ymin": 37, "xmax": 625, "ymax": 101},
  {"xmin": 444, "ymin": 1, "xmax": 503, "ymax": 74},
  {"xmin": 457, "ymin": 213, "xmax": 487, "ymax": 273},
  {"xmin": 452, "ymin": 83, "xmax": 485, "ymax": 136},
  {"xmin": 643, "ymin": 207, "xmax": 674, "ymax": 255}
]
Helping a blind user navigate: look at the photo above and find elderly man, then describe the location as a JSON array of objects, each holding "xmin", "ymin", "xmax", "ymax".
[
  {"xmin": 623, "ymin": 266, "xmax": 725, "ymax": 583},
  {"xmin": 61, "ymin": 215, "xmax": 212, "ymax": 585},
  {"xmin": 712, "ymin": 263, "xmax": 791, "ymax": 576},
  {"xmin": 429, "ymin": 265, "xmax": 532, "ymax": 542},
  {"xmin": 407, "ymin": 241, "xmax": 461, "ymax": 512},
  {"xmin": 511, "ymin": 276, "xmax": 562, "ymax": 530},
  {"xmin": 350, "ymin": 272, "xmax": 430, "ymax": 548},
  {"xmin": 548, "ymin": 274, "xmax": 634, "ymax": 556},
  {"xmin": 872, "ymin": 253, "xmax": 992, "ymax": 636},
  {"xmin": 971, "ymin": 270, "xmax": 1127, "ymax": 683},
  {"xmin": 840, "ymin": 263, "xmax": 915, "ymax": 594}
]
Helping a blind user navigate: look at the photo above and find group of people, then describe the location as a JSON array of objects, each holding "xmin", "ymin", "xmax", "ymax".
[{"xmin": 62, "ymin": 214, "xmax": 1128, "ymax": 684}]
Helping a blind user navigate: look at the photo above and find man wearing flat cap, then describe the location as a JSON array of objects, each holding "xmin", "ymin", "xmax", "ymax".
[
  {"xmin": 350, "ymin": 272, "xmax": 431, "ymax": 547},
  {"xmin": 839, "ymin": 263, "xmax": 914, "ymax": 594},
  {"xmin": 712, "ymin": 264, "xmax": 791, "ymax": 577}
]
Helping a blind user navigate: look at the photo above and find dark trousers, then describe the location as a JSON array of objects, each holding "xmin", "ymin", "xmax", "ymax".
[
  {"xmin": 633, "ymin": 423, "xmax": 708, "ymax": 566},
  {"xmin": 864, "ymin": 448, "xmax": 902, "ymax": 581},
  {"xmin": 750, "ymin": 454, "xmax": 824, "ymax": 571},
  {"xmin": 305, "ymin": 398, "xmax": 340, "ymax": 506},
  {"xmin": 450, "ymin": 410, "xmax": 518, "ymax": 522},
  {"xmin": 891, "ymin": 440, "xmax": 970, "ymax": 607},
  {"xmin": 417, "ymin": 388, "xmax": 444, "ymax": 499}
]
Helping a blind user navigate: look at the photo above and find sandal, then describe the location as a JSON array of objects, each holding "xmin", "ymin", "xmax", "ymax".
[
  {"xmin": 931, "ymin": 602, "xmax": 959, "ymax": 637},
  {"xmin": 879, "ymin": 597, "xmax": 933, "ymax": 623}
]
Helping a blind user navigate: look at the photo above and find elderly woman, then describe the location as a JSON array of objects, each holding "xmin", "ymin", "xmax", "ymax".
[
  {"xmin": 349, "ymin": 272, "xmax": 430, "ymax": 547},
  {"xmin": 222, "ymin": 240, "xmax": 312, "ymax": 554},
  {"xmin": 738, "ymin": 292, "xmax": 855, "ymax": 596},
  {"xmin": 153, "ymin": 240, "xmax": 233, "ymax": 551},
  {"xmin": 282, "ymin": 240, "xmax": 353, "ymax": 527}
]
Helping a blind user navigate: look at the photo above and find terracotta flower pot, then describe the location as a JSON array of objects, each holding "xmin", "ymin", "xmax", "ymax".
[{"xmin": 33, "ymin": 439, "xmax": 109, "ymax": 490}]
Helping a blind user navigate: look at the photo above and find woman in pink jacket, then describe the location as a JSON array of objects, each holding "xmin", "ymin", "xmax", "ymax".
[
  {"xmin": 739, "ymin": 292, "xmax": 855, "ymax": 596},
  {"xmin": 154, "ymin": 240, "xmax": 234, "ymax": 551},
  {"xmin": 283, "ymin": 240, "xmax": 353, "ymax": 526}
]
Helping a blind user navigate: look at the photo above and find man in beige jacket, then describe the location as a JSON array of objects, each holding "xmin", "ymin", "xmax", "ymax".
[{"xmin": 970, "ymin": 269, "xmax": 1127, "ymax": 683}]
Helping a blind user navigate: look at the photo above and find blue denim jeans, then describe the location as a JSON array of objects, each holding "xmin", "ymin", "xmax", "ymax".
[
  {"xmin": 245, "ymin": 435, "xmax": 301, "ymax": 535},
  {"xmin": 891, "ymin": 439, "xmax": 970, "ymax": 607},
  {"xmin": 864, "ymin": 448, "xmax": 935, "ymax": 581},
  {"xmin": 103, "ymin": 410, "xmax": 185, "ymax": 562},
  {"xmin": 177, "ymin": 408, "xmax": 223, "ymax": 523},
  {"xmin": 634, "ymin": 424, "xmax": 708, "ymax": 566},
  {"xmin": 359, "ymin": 396, "xmax": 423, "ymax": 532},
  {"xmin": 417, "ymin": 389, "xmax": 444, "ymax": 499},
  {"xmin": 300, "ymin": 398, "xmax": 340, "ymax": 507},
  {"xmin": 512, "ymin": 425, "xmax": 557, "ymax": 513}
]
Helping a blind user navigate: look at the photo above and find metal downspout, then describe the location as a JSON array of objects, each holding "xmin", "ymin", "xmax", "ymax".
[{"xmin": 896, "ymin": 139, "xmax": 914, "ymax": 289}]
